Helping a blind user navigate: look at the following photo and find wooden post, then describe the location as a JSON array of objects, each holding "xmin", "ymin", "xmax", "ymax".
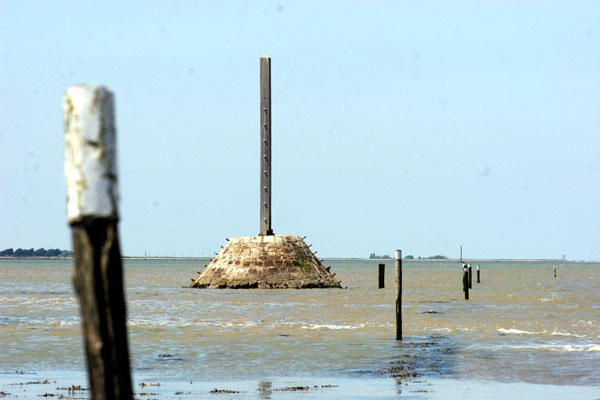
[
  {"xmin": 395, "ymin": 250, "xmax": 402, "ymax": 340},
  {"xmin": 476, "ymin": 264, "xmax": 480, "ymax": 283},
  {"xmin": 463, "ymin": 264, "xmax": 469, "ymax": 300},
  {"xmin": 378, "ymin": 263, "xmax": 385, "ymax": 289},
  {"xmin": 260, "ymin": 56, "xmax": 273, "ymax": 236},
  {"xmin": 64, "ymin": 85, "xmax": 133, "ymax": 400},
  {"xmin": 554, "ymin": 265, "xmax": 557, "ymax": 278},
  {"xmin": 468, "ymin": 264, "xmax": 472, "ymax": 289}
]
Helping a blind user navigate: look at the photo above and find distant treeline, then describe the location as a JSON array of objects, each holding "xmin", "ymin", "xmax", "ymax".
[
  {"xmin": 369, "ymin": 253, "xmax": 392, "ymax": 259},
  {"xmin": 369, "ymin": 253, "xmax": 448, "ymax": 260},
  {"xmin": 0, "ymin": 248, "xmax": 73, "ymax": 257},
  {"xmin": 408, "ymin": 255, "xmax": 448, "ymax": 260}
]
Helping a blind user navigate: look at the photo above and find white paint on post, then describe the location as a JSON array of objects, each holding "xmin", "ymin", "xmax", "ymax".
[
  {"xmin": 395, "ymin": 249, "xmax": 402, "ymax": 260},
  {"xmin": 64, "ymin": 85, "xmax": 118, "ymax": 223}
]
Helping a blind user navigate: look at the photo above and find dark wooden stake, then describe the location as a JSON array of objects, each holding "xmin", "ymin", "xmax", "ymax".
[
  {"xmin": 476, "ymin": 264, "xmax": 481, "ymax": 283},
  {"xmin": 64, "ymin": 85, "xmax": 133, "ymax": 400},
  {"xmin": 71, "ymin": 220, "xmax": 132, "ymax": 400},
  {"xmin": 395, "ymin": 250, "xmax": 402, "ymax": 340},
  {"xmin": 554, "ymin": 265, "xmax": 557, "ymax": 278},
  {"xmin": 463, "ymin": 265, "xmax": 469, "ymax": 300},
  {"xmin": 378, "ymin": 263, "xmax": 385, "ymax": 289},
  {"xmin": 468, "ymin": 264, "xmax": 472, "ymax": 289},
  {"xmin": 260, "ymin": 56, "xmax": 273, "ymax": 236}
]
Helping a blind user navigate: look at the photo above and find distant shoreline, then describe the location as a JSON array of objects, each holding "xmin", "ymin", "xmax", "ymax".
[{"xmin": 0, "ymin": 256, "xmax": 594, "ymax": 262}]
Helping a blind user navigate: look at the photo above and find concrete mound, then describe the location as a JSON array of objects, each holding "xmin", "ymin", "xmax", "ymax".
[{"xmin": 190, "ymin": 235, "xmax": 342, "ymax": 289}]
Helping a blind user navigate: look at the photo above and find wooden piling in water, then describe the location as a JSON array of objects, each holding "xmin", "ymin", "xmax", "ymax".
[
  {"xmin": 378, "ymin": 263, "xmax": 385, "ymax": 289},
  {"xmin": 477, "ymin": 264, "xmax": 481, "ymax": 283},
  {"xmin": 395, "ymin": 250, "xmax": 402, "ymax": 340},
  {"xmin": 468, "ymin": 264, "xmax": 472, "ymax": 289},
  {"xmin": 64, "ymin": 85, "xmax": 133, "ymax": 400},
  {"xmin": 463, "ymin": 264, "xmax": 469, "ymax": 300}
]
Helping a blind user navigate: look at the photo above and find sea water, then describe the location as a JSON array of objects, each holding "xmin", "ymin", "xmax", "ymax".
[{"xmin": 1, "ymin": 259, "xmax": 599, "ymax": 398}]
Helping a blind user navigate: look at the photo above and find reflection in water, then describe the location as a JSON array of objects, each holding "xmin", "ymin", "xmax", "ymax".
[{"xmin": 258, "ymin": 380, "xmax": 272, "ymax": 399}]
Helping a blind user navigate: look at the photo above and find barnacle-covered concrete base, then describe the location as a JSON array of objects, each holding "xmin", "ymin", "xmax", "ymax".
[{"xmin": 190, "ymin": 235, "xmax": 342, "ymax": 289}]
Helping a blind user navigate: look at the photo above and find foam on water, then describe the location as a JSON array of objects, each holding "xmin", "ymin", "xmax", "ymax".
[
  {"xmin": 431, "ymin": 327, "xmax": 453, "ymax": 333},
  {"xmin": 497, "ymin": 328, "xmax": 589, "ymax": 338},
  {"xmin": 473, "ymin": 342, "xmax": 600, "ymax": 353},
  {"xmin": 301, "ymin": 323, "xmax": 366, "ymax": 330},
  {"xmin": 550, "ymin": 330, "xmax": 587, "ymax": 338},
  {"xmin": 497, "ymin": 328, "xmax": 538, "ymax": 335}
]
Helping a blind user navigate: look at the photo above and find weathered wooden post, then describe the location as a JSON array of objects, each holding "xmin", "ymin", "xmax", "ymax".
[
  {"xmin": 260, "ymin": 56, "xmax": 274, "ymax": 236},
  {"xmin": 64, "ymin": 85, "xmax": 133, "ymax": 400},
  {"xmin": 463, "ymin": 264, "xmax": 469, "ymax": 300},
  {"xmin": 395, "ymin": 250, "xmax": 402, "ymax": 340},
  {"xmin": 554, "ymin": 265, "xmax": 557, "ymax": 278},
  {"xmin": 476, "ymin": 264, "xmax": 481, "ymax": 283},
  {"xmin": 378, "ymin": 263, "xmax": 385, "ymax": 289},
  {"xmin": 468, "ymin": 264, "xmax": 472, "ymax": 289}
]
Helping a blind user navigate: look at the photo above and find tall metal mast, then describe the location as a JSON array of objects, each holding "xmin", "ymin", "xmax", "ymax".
[{"xmin": 260, "ymin": 56, "xmax": 273, "ymax": 235}]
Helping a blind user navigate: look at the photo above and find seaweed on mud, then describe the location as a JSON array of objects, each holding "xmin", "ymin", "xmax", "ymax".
[
  {"xmin": 55, "ymin": 385, "xmax": 87, "ymax": 394},
  {"xmin": 139, "ymin": 382, "xmax": 160, "ymax": 388},
  {"xmin": 378, "ymin": 335, "xmax": 460, "ymax": 383},
  {"xmin": 173, "ymin": 391, "xmax": 205, "ymax": 396},
  {"xmin": 274, "ymin": 386, "xmax": 310, "ymax": 392},
  {"xmin": 157, "ymin": 354, "xmax": 183, "ymax": 361},
  {"xmin": 11, "ymin": 380, "xmax": 54, "ymax": 386},
  {"xmin": 209, "ymin": 388, "xmax": 239, "ymax": 394}
]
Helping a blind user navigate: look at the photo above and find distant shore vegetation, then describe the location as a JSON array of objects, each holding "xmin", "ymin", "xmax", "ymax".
[
  {"xmin": 368, "ymin": 253, "xmax": 392, "ymax": 259},
  {"xmin": 369, "ymin": 253, "xmax": 448, "ymax": 260},
  {"xmin": 420, "ymin": 255, "xmax": 448, "ymax": 260},
  {"xmin": 0, "ymin": 248, "xmax": 73, "ymax": 257}
]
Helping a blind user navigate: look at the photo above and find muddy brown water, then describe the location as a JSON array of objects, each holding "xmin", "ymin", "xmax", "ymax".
[{"xmin": 0, "ymin": 259, "xmax": 598, "ymax": 387}]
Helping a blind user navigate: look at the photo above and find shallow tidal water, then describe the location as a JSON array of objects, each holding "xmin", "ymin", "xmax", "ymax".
[{"xmin": 1, "ymin": 258, "xmax": 599, "ymax": 399}]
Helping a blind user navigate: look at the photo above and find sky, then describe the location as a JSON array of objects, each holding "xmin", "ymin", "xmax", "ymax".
[{"xmin": 0, "ymin": 1, "xmax": 599, "ymax": 260}]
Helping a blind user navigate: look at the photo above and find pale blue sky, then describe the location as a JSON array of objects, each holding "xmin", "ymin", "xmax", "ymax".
[{"xmin": 1, "ymin": 1, "xmax": 599, "ymax": 259}]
